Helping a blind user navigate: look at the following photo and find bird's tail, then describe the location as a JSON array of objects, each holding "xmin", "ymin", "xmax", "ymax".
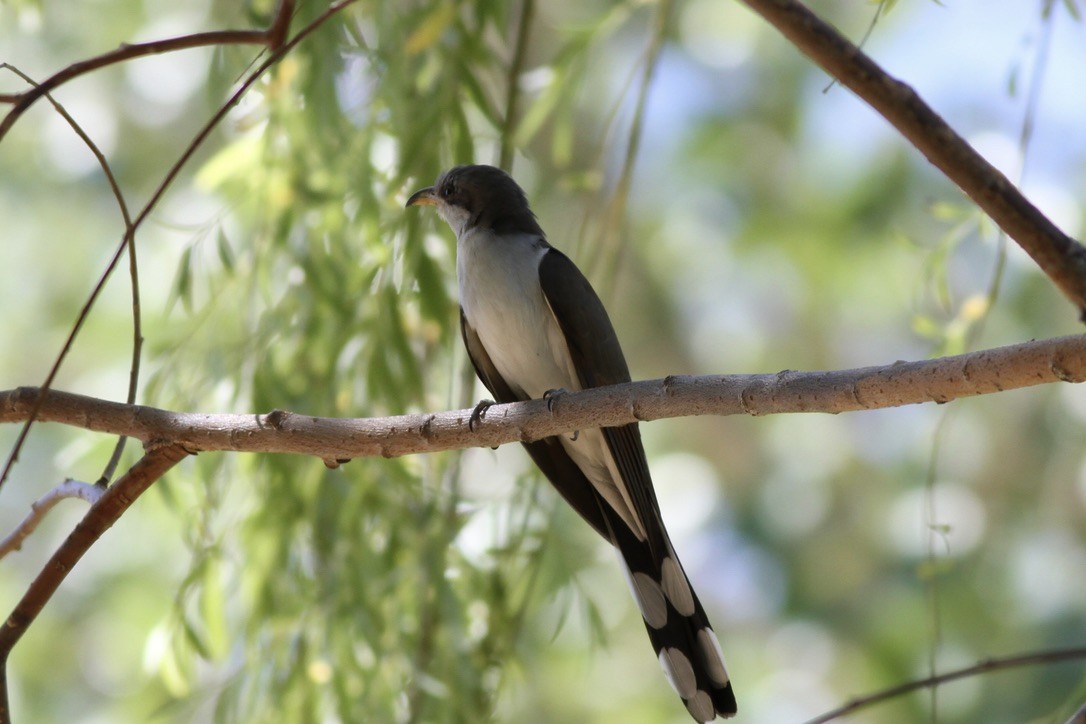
[{"xmin": 606, "ymin": 506, "xmax": 737, "ymax": 721}]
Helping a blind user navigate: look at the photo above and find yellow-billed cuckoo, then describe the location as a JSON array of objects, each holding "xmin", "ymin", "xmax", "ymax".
[{"xmin": 407, "ymin": 165, "xmax": 737, "ymax": 721}]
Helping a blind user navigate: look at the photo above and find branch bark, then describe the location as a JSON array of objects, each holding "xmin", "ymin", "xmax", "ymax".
[
  {"xmin": 2, "ymin": 334, "xmax": 1083, "ymax": 463},
  {"xmin": 0, "ymin": 0, "xmax": 298, "ymax": 141},
  {"xmin": 736, "ymin": 0, "xmax": 1086, "ymax": 319},
  {"xmin": 0, "ymin": 480, "xmax": 104, "ymax": 559},
  {"xmin": 0, "ymin": 444, "xmax": 190, "ymax": 724},
  {"xmin": 805, "ymin": 644, "xmax": 1086, "ymax": 724}
]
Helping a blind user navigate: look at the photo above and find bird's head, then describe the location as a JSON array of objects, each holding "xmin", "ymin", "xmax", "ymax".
[{"xmin": 406, "ymin": 164, "xmax": 543, "ymax": 238}]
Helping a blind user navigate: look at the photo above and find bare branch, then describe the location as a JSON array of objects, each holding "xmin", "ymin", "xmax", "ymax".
[
  {"xmin": 805, "ymin": 644, "xmax": 1086, "ymax": 723},
  {"xmin": 0, "ymin": 444, "xmax": 190, "ymax": 723},
  {"xmin": 2, "ymin": 334, "xmax": 1082, "ymax": 463},
  {"xmin": 736, "ymin": 0, "xmax": 1086, "ymax": 318},
  {"xmin": 0, "ymin": 65, "xmax": 140, "ymax": 487},
  {"xmin": 0, "ymin": 0, "xmax": 299, "ymax": 141},
  {"xmin": 594, "ymin": 0, "xmax": 670, "ymax": 285},
  {"xmin": 0, "ymin": 480, "xmax": 104, "ymax": 560},
  {"xmin": 267, "ymin": 0, "xmax": 297, "ymax": 50},
  {"xmin": 0, "ymin": 31, "xmax": 265, "ymax": 138}
]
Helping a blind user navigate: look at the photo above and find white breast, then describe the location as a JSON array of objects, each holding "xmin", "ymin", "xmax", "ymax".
[
  {"xmin": 457, "ymin": 229, "xmax": 579, "ymax": 399},
  {"xmin": 456, "ymin": 228, "xmax": 646, "ymax": 539}
]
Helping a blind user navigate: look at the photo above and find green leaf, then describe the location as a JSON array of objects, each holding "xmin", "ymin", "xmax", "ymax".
[
  {"xmin": 173, "ymin": 245, "xmax": 195, "ymax": 312},
  {"xmin": 405, "ymin": 2, "xmax": 456, "ymax": 55},
  {"xmin": 216, "ymin": 227, "xmax": 235, "ymax": 273}
]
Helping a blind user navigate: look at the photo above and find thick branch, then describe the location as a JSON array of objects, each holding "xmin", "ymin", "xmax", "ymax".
[
  {"xmin": 0, "ymin": 444, "xmax": 189, "ymax": 723},
  {"xmin": 737, "ymin": 0, "xmax": 1086, "ymax": 318},
  {"xmin": 1, "ymin": 335, "xmax": 1082, "ymax": 463}
]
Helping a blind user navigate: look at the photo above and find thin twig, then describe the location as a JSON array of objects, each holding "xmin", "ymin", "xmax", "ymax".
[
  {"xmin": 0, "ymin": 65, "xmax": 139, "ymax": 486},
  {"xmin": 1065, "ymin": 701, "xmax": 1086, "ymax": 724},
  {"xmin": 737, "ymin": 0, "xmax": 1086, "ymax": 318},
  {"xmin": 0, "ymin": 74, "xmax": 133, "ymax": 494},
  {"xmin": 99, "ymin": 222, "xmax": 141, "ymax": 484},
  {"xmin": 805, "ymin": 645, "xmax": 1086, "ymax": 723},
  {"xmin": 0, "ymin": 31, "xmax": 265, "ymax": 137},
  {"xmin": 821, "ymin": 0, "xmax": 890, "ymax": 94},
  {"xmin": 0, "ymin": 445, "xmax": 190, "ymax": 723},
  {"xmin": 968, "ymin": 2, "xmax": 1058, "ymax": 351},
  {"xmin": 0, "ymin": 480, "xmax": 105, "ymax": 559},
  {"xmin": 0, "ymin": 0, "xmax": 300, "ymax": 142},
  {"xmin": 593, "ymin": 0, "xmax": 670, "ymax": 287},
  {"xmin": 498, "ymin": 0, "xmax": 535, "ymax": 172}
]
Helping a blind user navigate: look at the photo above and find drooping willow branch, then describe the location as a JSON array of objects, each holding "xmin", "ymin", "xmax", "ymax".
[
  {"xmin": 737, "ymin": 0, "xmax": 1086, "ymax": 318},
  {"xmin": 2, "ymin": 334, "xmax": 1083, "ymax": 464}
]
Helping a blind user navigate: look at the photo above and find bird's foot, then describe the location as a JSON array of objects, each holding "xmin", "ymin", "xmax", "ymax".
[
  {"xmin": 543, "ymin": 388, "xmax": 568, "ymax": 412},
  {"xmin": 543, "ymin": 388, "xmax": 579, "ymax": 441},
  {"xmin": 469, "ymin": 398, "xmax": 495, "ymax": 433}
]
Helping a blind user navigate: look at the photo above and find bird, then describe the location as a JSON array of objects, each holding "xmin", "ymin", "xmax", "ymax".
[{"xmin": 407, "ymin": 164, "xmax": 737, "ymax": 721}]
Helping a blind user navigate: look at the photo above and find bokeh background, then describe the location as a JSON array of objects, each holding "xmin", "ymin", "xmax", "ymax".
[{"xmin": 1, "ymin": 0, "xmax": 1085, "ymax": 721}]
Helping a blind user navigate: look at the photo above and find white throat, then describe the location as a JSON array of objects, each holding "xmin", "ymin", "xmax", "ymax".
[{"xmin": 437, "ymin": 203, "xmax": 472, "ymax": 238}]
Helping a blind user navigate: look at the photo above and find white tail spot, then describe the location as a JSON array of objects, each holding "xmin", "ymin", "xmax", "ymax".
[
  {"xmin": 658, "ymin": 647, "xmax": 697, "ymax": 699},
  {"xmin": 632, "ymin": 572, "xmax": 667, "ymax": 629},
  {"xmin": 660, "ymin": 556, "xmax": 696, "ymax": 616},
  {"xmin": 685, "ymin": 689, "xmax": 716, "ymax": 722},
  {"xmin": 697, "ymin": 628, "xmax": 730, "ymax": 686},
  {"xmin": 615, "ymin": 552, "xmax": 667, "ymax": 629}
]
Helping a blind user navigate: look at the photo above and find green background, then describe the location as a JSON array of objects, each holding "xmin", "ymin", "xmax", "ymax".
[{"xmin": 1, "ymin": 1, "xmax": 1085, "ymax": 721}]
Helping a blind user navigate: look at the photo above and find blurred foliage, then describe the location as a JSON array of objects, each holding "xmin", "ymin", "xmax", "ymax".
[{"xmin": 1, "ymin": 0, "xmax": 1085, "ymax": 723}]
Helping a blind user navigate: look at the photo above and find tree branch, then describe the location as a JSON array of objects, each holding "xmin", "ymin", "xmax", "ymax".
[
  {"xmin": 0, "ymin": 64, "xmax": 141, "ymax": 487},
  {"xmin": 2, "ymin": 334, "xmax": 1082, "ymax": 463},
  {"xmin": 0, "ymin": 0, "xmax": 298, "ymax": 141},
  {"xmin": 0, "ymin": 444, "xmax": 190, "ymax": 723},
  {"xmin": 736, "ymin": 0, "xmax": 1086, "ymax": 319},
  {"xmin": 805, "ymin": 644, "xmax": 1086, "ymax": 723},
  {"xmin": 0, "ymin": 480, "xmax": 104, "ymax": 560}
]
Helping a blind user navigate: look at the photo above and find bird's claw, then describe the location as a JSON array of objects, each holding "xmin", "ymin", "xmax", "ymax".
[
  {"xmin": 543, "ymin": 388, "xmax": 579, "ymax": 441},
  {"xmin": 543, "ymin": 388, "xmax": 568, "ymax": 412},
  {"xmin": 469, "ymin": 398, "xmax": 495, "ymax": 433}
]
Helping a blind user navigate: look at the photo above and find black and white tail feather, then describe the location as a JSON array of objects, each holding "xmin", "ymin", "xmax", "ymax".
[{"xmin": 600, "ymin": 494, "xmax": 737, "ymax": 721}]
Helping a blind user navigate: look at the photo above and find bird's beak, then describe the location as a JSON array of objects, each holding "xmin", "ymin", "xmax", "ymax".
[{"xmin": 406, "ymin": 186, "xmax": 437, "ymax": 208}]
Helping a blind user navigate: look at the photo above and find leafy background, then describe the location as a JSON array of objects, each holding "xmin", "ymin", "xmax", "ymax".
[{"xmin": 1, "ymin": 0, "xmax": 1085, "ymax": 721}]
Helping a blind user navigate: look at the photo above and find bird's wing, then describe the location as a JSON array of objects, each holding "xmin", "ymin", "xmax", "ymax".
[
  {"xmin": 536, "ymin": 248, "xmax": 663, "ymax": 550},
  {"xmin": 460, "ymin": 307, "xmax": 609, "ymax": 538},
  {"xmin": 537, "ymin": 250, "xmax": 738, "ymax": 719}
]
